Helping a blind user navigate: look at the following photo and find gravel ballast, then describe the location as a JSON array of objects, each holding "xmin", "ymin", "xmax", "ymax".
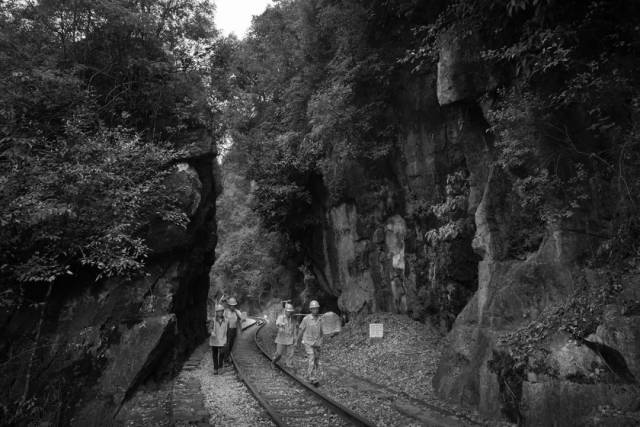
[
  {"xmin": 321, "ymin": 313, "xmax": 496, "ymax": 426},
  {"xmin": 258, "ymin": 312, "xmax": 513, "ymax": 426},
  {"xmin": 198, "ymin": 348, "xmax": 275, "ymax": 427}
]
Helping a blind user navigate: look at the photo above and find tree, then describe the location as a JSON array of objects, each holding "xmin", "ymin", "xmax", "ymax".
[
  {"xmin": 0, "ymin": 0, "xmax": 219, "ymax": 289},
  {"xmin": 0, "ymin": 0, "xmax": 223, "ymax": 421}
]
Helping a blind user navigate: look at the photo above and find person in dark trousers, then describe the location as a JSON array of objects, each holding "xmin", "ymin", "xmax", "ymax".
[
  {"xmin": 209, "ymin": 304, "xmax": 228, "ymax": 375},
  {"xmin": 224, "ymin": 297, "xmax": 242, "ymax": 362}
]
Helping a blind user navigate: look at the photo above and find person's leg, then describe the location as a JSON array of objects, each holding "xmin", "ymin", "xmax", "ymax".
[
  {"xmin": 211, "ymin": 346, "xmax": 219, "ymax": 372},
  {"xmin": 216, "ymin": 346, "xmax": 224, "ymax": 371},
  {"xmin": 304, "ymin": 344, "xmax": 314, "ymax": 378},
  {"xmin": 284, "ymin": 344, "xmax": 294, "ymax": 367},
  {"xmin": 224, "ymin": 328, "xmax": 236, "ymax": 364},
  {"xmin": 228, "ymin": 328, "xmax": 237, "ymax": 352},
  {"xmin": 273, "ymin": 343, "xmax": 284, "ymax": 364},
  {"xmin": 313, "ymin": 346, "xmax": 321, "ymax": 377}
]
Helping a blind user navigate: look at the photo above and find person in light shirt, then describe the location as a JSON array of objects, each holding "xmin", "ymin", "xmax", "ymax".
[
  {"xmin": 297, "ymin": 300, "xmax": 323, "ymax": 382},
  {"xmin": 272, "ymin": 303, "xmax": 297, "ymax": 369},
  {"xmin": 208, "ymin": 304, "xmax": 227, "ymax": 375}
]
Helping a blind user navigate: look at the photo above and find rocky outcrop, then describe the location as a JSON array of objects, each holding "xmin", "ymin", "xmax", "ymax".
[
  {"xmin": 434, "ymin": 248, "xmax": 640, "ymax": 424},
  {"xmin": 0, "ymin": 129, "xmax": 219, "ymax": 426},
  {"xmin": 431, "ymin": 32, "xmax": 640, "ymax": 426},
  {"xmin": 313, "ymin": 204, "xmax": 411, "ymax": 315},
  {"xmin": 303, "ymin": 67, "xmax": 488, "ymax": 329},
  {"xmin": 436, "ymin": 30, "xmax": 498, "ymax": 106},
  {"xmin": 294, "ymin": 19, "xmax": 640, "ymax": 425}
]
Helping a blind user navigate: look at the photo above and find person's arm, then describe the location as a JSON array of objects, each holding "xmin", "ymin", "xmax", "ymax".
[{"xmin": 236, "ymin": 310, "xmax": 242, "ymax": 334}]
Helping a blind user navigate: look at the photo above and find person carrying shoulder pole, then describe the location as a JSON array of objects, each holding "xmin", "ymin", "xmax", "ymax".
[
  {"xmin": 209, "ymin": 304, "xmax": 228, "ymax": 375},
  {"xmin": 224, "ymin": 297, "xmax": 242, "ymax": 362},
  {"xmin": 272, "ymin": 303, "xmax": 296, "ymax": 369},
  {"xmin": 297, "ymin": 300, "xmax": 323, "ymax": 382}
]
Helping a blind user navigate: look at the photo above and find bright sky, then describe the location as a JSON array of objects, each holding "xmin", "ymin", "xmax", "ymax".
[{"xmin": 214, "ymin": 0, "xmax": 274, "ymax": 38}]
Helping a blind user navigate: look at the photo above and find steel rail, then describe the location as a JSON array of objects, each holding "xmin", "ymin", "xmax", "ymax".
[
  {"xmin": 253, "ymin": 321, "xmax": 377, "ymax": 427},
  {"xmin": 230, "ymin": 318, "xmax": 376, "ymax": 427},
  {"xmin": 230, "ymin": 327, "xmax": 287, "ymax": 427},
  {"xmin": 253, "ymin": 319, "xmax": 486, "ymax": 427}
]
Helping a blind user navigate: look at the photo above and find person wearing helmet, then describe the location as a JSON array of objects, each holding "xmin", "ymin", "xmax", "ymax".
[
  {"xmin": 272, "ymin": 303, "xmax": 297, "ymax": 369},
  {"xmin": 297, "ymin": 300, "xmax": 323, "ymax": 382},
  {"xmin": 209, "ymin": 304, "xmax": 228, "ymax": 375},
  {"xmin": 224, "ymin": 296, "xmax": 242, "ymax": 362}
]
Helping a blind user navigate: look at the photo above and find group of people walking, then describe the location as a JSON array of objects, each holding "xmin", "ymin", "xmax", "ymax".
[
  {"xmin": 208, "ymin": 297, "xmax": 326, "ymax": 382},
  {"xmin": 207, "ymin": 296, "xmax": 243, "ymax": 375},
  {"xmin": 270, "ymin": 299, "xmax": 326, "ymax": 382}
]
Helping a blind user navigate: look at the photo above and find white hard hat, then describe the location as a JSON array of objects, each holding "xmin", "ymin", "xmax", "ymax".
[
  {"xmin": 309, "ymin": 300, "xmax": 320, "ymax": 309},
  {"xmin": 215, "ymin": 304, "xmax": 224, "ymax": 311},
  {"xmin": 285, "ymin": 303, "xmax": 295, "ymax": 312},
  {"xmin": 227, "ymin": 297, "xmax": 238, "ymax": 306}
]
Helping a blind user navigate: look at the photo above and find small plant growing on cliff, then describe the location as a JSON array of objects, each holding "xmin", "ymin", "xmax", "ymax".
[
  {"xmin": 414, "ymin": 170, "xmax": 477, "ymax": 329},
  {"xmin": 424, "ymin": 171, "xmax": 470, "ymax": 244},
  {"xmin": 485, "ymin": 87, "xmax": 597, "ymax": 257}
]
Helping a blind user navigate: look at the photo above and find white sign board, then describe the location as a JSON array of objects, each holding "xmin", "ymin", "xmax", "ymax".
[{"xmin": 369, "ymin": 323, "xmax": 383, "ymax": 338}]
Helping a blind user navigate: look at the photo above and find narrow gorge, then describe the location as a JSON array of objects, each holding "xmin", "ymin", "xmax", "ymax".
[{"xmin": 2, "ymin": 0, "xmax": 639, "ymax": 425}]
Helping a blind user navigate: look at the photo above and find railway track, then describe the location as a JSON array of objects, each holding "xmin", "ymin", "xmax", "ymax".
[
  {"xmin": 255, "ymin": 321, "xmax": 483, "ymax": 427},
  {"xmin": 231, "ymin": 319, "xmax": 376, "ymax": 427}
]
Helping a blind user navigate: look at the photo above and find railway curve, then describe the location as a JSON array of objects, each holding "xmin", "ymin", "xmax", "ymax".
[{"xmin": 231, "ymin": 319, "xmax": 376, "ymax": 427}]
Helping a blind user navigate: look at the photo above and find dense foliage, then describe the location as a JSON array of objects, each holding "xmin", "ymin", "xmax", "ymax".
[
  {"xmin": 227, "ymin": 0, "xmax": 432, "ymax": 236},
  {"xmin": 231, "ymin": 0, "xmax": 640, "ymax": 265},
  {"xmin": 222, "ymin": 0, "xmax": 640, "ymax": 331},
  {"xmin": 0, "ymin": 0, "xmax": 218, "ymax": 291},
  {"xmin": 210, "ymin": 150, "xmax": 289, "ymax": 306},
  {"xmin": 408, "ymin": 0, "xmax": 640, "ymax": 262}
]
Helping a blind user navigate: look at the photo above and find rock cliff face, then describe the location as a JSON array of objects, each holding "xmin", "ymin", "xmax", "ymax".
[
  {"xmin": 0, "ymin": 130, "xmax": 219, "ymax": 426},
  {"xmin": 302, "ymin": 28, "xmax": 640, "ymax": 426},
  {"xmin": 306, "ymin": 62, "xmax": 489, "ymax": 331},
  {"xmin": 432, "ymin": 34, "xmax": 640, "ymax": 426}
]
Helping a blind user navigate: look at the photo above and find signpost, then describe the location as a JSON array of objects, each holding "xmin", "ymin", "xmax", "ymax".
[{"xmin": 369, "ymin": 323, "xmax": 383, "ymax": 339}]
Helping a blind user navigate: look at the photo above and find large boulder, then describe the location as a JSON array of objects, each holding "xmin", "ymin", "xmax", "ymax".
[
  {"xmin": 435, "ymin": 200, "xmax": 640, "ymax": 425},
  {"xmin": 437, "ymin": 30, "xmax": 498, "ymax": 106},
  {"xmin": 146, "ymin": 163, "xmax": 203, "ymax": 253},
  {"xmin": 0, "ymin": 130, "xmax": 218, "ymax": 426}
]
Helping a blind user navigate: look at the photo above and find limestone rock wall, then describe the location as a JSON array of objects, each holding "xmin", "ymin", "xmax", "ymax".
[
  {"xmin": 301, "ymin": 24, "xmax": 640, "ymax": 426},
  {"xmin": 0, "ymin": 130, "xmax": 219, "ymax": 426},
  {"xmin": 430, "ymin": 33, "xmax": 640, "ymax": 426},
  {"xmin": 305, "ymin": 66, "xmax": 488, "ymax": 329}
]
